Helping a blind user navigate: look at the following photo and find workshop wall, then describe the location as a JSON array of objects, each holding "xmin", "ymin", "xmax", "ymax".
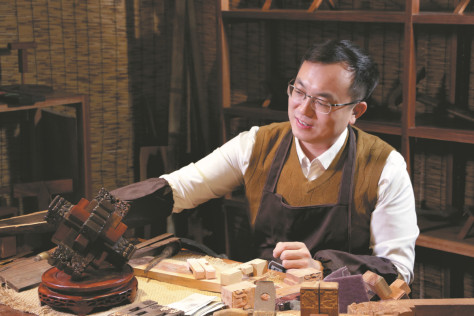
[{"xmin": 0, "ymin": 0, "xmax": 218, "ymax": 197}]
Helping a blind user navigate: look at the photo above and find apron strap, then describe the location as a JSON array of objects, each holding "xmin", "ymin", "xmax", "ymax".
[
  {"xmin": 263, "ymin": 130, "xmax": 293, "ymax": 193},
  {"xmin": 338, "ymin": 125, "xmax": 357, "ymax": 253}
]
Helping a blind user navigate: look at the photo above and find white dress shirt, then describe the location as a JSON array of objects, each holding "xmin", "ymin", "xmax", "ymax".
[{"xmin": 162, "ymin": 126, "xmax": 419, "ymax": 284}]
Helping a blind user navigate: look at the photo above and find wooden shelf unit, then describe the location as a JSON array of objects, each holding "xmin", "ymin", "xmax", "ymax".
[
  {"xmin": 0, "ymin": 92, "xmax": 92, "ymax": 204},
  {"xmin": 218, "ymin": 0, "xmax": 474, "ymax": 264}
]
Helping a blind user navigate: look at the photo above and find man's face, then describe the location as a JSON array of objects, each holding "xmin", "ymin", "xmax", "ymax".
[{"xmin": 288, "ymin": 61, "xmax": 366, "ymax": 158}]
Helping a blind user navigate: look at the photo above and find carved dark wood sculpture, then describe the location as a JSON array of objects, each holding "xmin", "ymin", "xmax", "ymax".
[
  {"xmin": 44, "ymin": 188, "xmax": 135, "ymax": 278},
  {"xmin": 39, "ymin": 188, "xmax": 138, "ymax": 315}
]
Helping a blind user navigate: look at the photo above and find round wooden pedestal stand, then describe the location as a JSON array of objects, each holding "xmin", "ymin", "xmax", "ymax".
[{"xmin": 38, "ymin": 264, "xmax": 137, "ymax": 315}]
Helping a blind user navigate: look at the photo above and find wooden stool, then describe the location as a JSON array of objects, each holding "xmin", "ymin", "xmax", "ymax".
[{"xmin": 38, "ymin": 263, "xmax": 137, "ymax": 315}]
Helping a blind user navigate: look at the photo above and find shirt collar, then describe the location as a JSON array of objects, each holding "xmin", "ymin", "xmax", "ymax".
[{"xmin": 295, "ymin": 127, "xmax": 348, "ymax": 170}]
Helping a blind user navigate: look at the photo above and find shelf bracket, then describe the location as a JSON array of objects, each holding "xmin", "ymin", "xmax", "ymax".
[
  {"xmin": 262, "ymin": 0, "xmax": 272, "ymax": 10},
  {"xmin": 454, "ymin": 0, "xmax": 471, "ymax": 14},
  {"xmin": 458, "ymin": 215, "xmax": 474, "ymax": 240},
  {"xmin": 308, "ymin": 0, "xmax": 336, "ymax": 12}
]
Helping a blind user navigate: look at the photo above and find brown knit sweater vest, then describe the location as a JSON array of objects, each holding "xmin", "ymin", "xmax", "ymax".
[{"xmin": 244, "ymin": 122, "xmax": 394, "ymax": 225}]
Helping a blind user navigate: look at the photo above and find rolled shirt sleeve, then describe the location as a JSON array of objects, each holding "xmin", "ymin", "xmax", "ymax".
[
  {"xmin": 371, "ymin": 150, "xmax": 420, "ymax": 284},
  {"xmin": 161, "ymin": 126, "xmax": 259, "ymax": 212}
]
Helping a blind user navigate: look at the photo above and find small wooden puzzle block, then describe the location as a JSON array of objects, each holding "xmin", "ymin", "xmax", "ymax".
[
  {"xmin": 197, "ymin": 258, "xmax": 216, "ymax": 279},
  {"xmin": 186, "ymin": 258, "xmax": 205, "ymax": 280},
  {"xmin": 284, "ymin": 267, "xmax": 322, "ymax": 285},
  {"xmin": 300, "ymin": 281, "xmax": 339, "ymax": 316},
  {"xmin": 247, "ymin": 259, "xmax": 268, "ymax": 276},
  {"xmin": 221, "ymin": 281, "xmax": 256, "ymax": 309},
  {"xmin": 362, "ymin": 270, "xmax": 392, "ymax": 300},
  {"xmin": 221, "ymin": 267, "xmax": 243, "ymax": 285},
  {"xmin": 389, "ymin": 279, "xmax": 411, "ymax": 300},
  {"xmin": 238, "ymin": 263, "xmax": 254, "ymax": 275}
]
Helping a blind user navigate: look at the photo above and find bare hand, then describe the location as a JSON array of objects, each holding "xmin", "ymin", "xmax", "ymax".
[{"xmin": 273, "ymin": 241, "xmax": 323, "ymax": 271}]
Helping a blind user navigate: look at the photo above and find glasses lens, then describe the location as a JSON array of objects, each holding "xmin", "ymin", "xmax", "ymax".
[
  {"xmin": 289, "ymin": 86, "xmax": 305, "ymax": 102},
  {"xmin": 315, "ymin": 100, "xmax": 331, "ymax": 114}
]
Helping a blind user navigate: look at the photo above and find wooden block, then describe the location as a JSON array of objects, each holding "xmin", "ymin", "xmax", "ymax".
[
  {"xmin": 284, "ymin": 268, "xmax": 322, "ymax": 284},
  {"xmin": 390, "ymin": 286, "xmax": 408, "ymax": 300},
  {"xmin": 0, "ymin": 236, "xmax": 16, "ymax": 258},
  {"xmin": 220, "ymin": 267, "xmax": 243, "ymax": 285},
  {"xmin": 0, "ymin": 257, "xmax": 51, "ymax": 291},
  {"xmin": 388, "ymin": 279, "xmax": 410, "ymax": 300},
  {"xmin": 300, "ymin": 281, "xmax": 320, "ymax": 316},
  {"xmin": 247, "ymin": 258, "xmax": 268, "ymax": 276},
  {"xmin": 221, "ymin": 281, "xmax": 256, "ymax": 309},
  {"xmin": 197, "ymin": 258, "xmax": 216, "ymax": 279},
  {"xmin": 238, "ymin": 263, "xmax": 253, "ymax": 275},
  {"xmin": 319, "ymin": 281, "xmax": 339, "ymax": 316},
  {"xmin": 347, "ymin": 301, "xmax": 413, "ymax": 316},
  {"xmin": 186, "ymin": 258, "xmax": 205, "ymax": 280},
  {"xmin": 213, "ymin": 308, "xmax": 250, "ymax": 316},
  {"xmin": 390, "ymin": 279, "xmax": 411, "ymax": 295},
  {"xmin": 362, "ymin": 270, "xmax": 392, "ymax": 300}
]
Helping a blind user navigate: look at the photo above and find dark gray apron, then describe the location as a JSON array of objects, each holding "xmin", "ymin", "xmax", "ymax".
[{"xmin": 253, "ymin": 126, "xmax": 369, "ymax": 261}]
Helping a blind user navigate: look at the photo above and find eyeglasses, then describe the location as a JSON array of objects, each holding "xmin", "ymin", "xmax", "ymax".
[{"xmin": 287, "ymin": 79, "xmax": 362, "ymax": 115}]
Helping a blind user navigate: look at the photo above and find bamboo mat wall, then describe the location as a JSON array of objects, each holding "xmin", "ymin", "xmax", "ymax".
[{"xmin": 0, "ymin": 0, "xmax": 218, "ymax": 198}]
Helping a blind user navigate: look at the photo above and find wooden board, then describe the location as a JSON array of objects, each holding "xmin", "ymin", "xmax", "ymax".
[
  {"xmin": 130, "ymin": 254, "xmax": 287, "ymax": 293},
  {"xmin": 0, "ymin": 256, "xmax": 51, "ymax": 291},
  {"xmin": 131, "ymin": 257, "xmax": 227, "ymax": 292},
  {"xmin": 0, "ymin": 210, "xmax": 53, "ymax": 236}
]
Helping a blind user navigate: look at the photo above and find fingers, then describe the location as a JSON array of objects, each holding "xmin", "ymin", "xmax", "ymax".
[
  {"xmin": 273, "ymin": 241, "xmax": 315, "ymax": 270},
  {"xmin": 273, "ymin": 241, "xmax": 308, "ymax": 259}
]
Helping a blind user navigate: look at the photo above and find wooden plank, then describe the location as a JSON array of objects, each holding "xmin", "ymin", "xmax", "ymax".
[
  {"xmin": 416, "ymin": 224, "xmax": 474, "ymax": 258},
  {"xmin": 132, "ymin": 257, "xmax": 223, "ymax": 292},
  {"xmin": 0, "ymin": 210, "xmax": 53, "ymax": 236},
  {"xmin": 0, "ymin": 257, "xmax": 51, "ymax": 292},
  {"xmin": 131, "ymin": 252, "xmax": 286, "ymax": 293},
  {"xmin": 187, "ymin": 0, "xmax": 210, "ymax": 152},
  {"xmin": 221, "ymin": 9, "xmax": 407, "ymax": 23}
]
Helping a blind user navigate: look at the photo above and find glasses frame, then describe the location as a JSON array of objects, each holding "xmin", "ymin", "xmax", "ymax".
[{"xmin": 287, "ymin": 79, "xmax": 362, "ymax": 114}]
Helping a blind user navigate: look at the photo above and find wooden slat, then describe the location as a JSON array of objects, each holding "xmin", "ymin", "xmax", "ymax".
[
  {"xmin": 416, "ymin": 223, "xmax": 474, "ymax": 258},
  {"xmin": 222, "ymin": 9, "xmax": 406, "ymax": 23},
  {"xmin": 408, "ymin": 126, "xmax": 474, "ymax": 144},
  {"xmin": 413, "ymin": 13, "xmax": 474, "ymax": 25},
  {"xmin": 0, "ymin": 256, "xmax": 51, "ymax": 292},
  {"xmin": 355, "ymin": 120, "xmax": 402, "ymax": 136},
  {"xmin": 0, "ymin": 210, "xmax": 53, "ymax": 236}
]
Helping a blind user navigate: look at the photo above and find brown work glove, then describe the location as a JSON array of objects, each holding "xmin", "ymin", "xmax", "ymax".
[
  {"xmin": 110, "ymin": 178, "xmax": 174, "ymax": 235},
  {"xmin": 314, "ymin": 249, "xmax": 399, "ymax": 285}
]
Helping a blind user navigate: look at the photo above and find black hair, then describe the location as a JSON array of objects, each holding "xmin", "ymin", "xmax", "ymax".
[{"xmin": 301, "ymin": 39, "xmax": 379, "ymax": 101}]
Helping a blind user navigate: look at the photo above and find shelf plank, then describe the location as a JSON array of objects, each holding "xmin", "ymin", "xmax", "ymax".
[
  {"xmin": 223, "ymin": 9, "xmax": 474, "ymax": 25},
  {"xmin": 355, "ymin": 120, "xmax": 402, "ymax": 135},
  {"xmin": 223, "ymin": 105, "xmax": 288, "ymax": 121},
  {"xmin": 0, "ymin": 92, "xmax": 85, "ymax": 113},
  {"xmin": 414, "ymin": 12, "xmax": 474, "ymax": 25},
  {"xmin": 408, "ymin": 126, "xmax": 474, "ymax": 144},
  {"xmin": 416, "ymin": 224, "xmax": 474, "ymax": 258},
  {"xmin": 222, "ymin": 9, "xmax": 406, "ymax": 23}
]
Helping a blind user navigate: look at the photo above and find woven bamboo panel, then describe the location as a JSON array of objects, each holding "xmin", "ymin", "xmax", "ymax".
[
  {"xmin": 470, "ymin": 35, "xmax": 474, "ymax": 112},
  {"xmin": 1, "ymin": 0, "xmax": 218, "ymax": 196},
  {"xmin": 411, "ymin": 262, "xmax": 448, "ymax": 299},
  {"xmin": 464, "ymin": 270, "xmax": 474, "ymax": 298},
  {"xmin": 413, "ymin": 145, "xmax": 449, "ymax": 211},
  {"xmin": 466, "ymin": 160, "xmax": 474, "ymax": 207},
  {"xmin": 227, "ymin": 16, "xmax": 404, "ymax": 119}
]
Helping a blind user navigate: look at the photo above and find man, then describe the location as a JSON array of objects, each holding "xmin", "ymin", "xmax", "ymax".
[{"xmin": 112, "ymin": 39, "xmax": 419, "ymax": 285}]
